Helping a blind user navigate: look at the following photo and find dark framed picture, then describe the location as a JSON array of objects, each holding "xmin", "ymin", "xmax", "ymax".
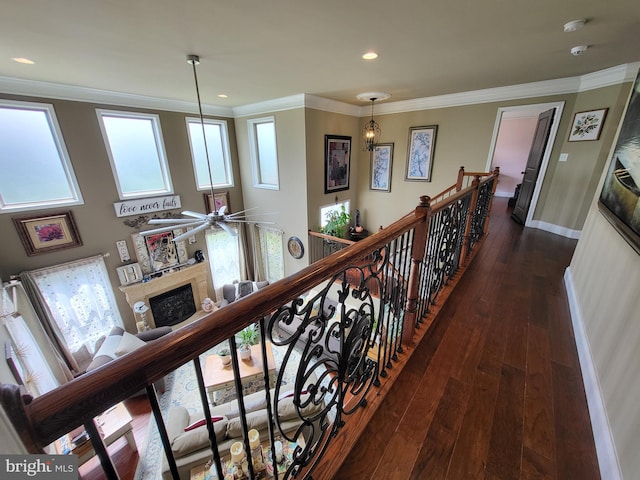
[
  {"xmin": 325, "ymin": 135, "xmax": 351, "ymax": 194},
  {"xmin": 405, "ymin": 125, "xmax": 438, "ymax": 182},
  {"xmin": 598, "ymin": 73, "xmax": 640, "ymax": 253},
  {"xmin": 204, "ymin": 191, "xmax": 231, "ymax": 214},
  {"xmin": 12, "ymin": 211, "xmax": 82, "ymax": 256},
  {"xmin": 568, "ymin": 108, "xmax": 608, "ymax": 142},
  {"xmin": 371, "ymin": 143, "xmax": 394, "ymax": 192}
]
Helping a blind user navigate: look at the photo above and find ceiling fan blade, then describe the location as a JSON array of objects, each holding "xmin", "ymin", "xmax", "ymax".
[
  {"xmin": 229, "ymin": 219, "xmax": 276, "ymax": 224},
  {"xmin": 218, "ymin": 221, "xmax": 238, "ymax": 236},
  {"xmin": 181, "ymin": 210, "xmax": 208, "ymax": 219},
  {"xmin": 139, "ymin": 224, "xmax": 195, "ymax": 236},
  {"xmin": 217, "ymin": 205, "xmax": 227, "ymax": 216},
  {"xmin": 172, "ymin": 223, "xmax": 210, "ymax": 242},
  {"xmin": 148, "ymin": 218, "xmax": 204, "ymax": 225}
]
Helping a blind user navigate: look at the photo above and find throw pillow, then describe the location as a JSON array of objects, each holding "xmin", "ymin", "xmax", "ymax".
[
  {"xmin": 234, "ymin": 281, "xmax": 255, "ymax": 300},
  {"xmin": 184, "ymin": 416, "xmax": 224, "ymax": 431},
  {"xmin": 115, "ymin": 331, "xmax": 147, "ymax": 357},
  {"xmin": 93, "ymin": 334, "xmax": 123, "ymax": 361}
]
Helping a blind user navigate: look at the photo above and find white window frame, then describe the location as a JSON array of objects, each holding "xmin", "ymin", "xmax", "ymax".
[
  {"xmin": 0, "ymin": 99, "xmax": 83, "ymax": 213},
  {"xmin": 320, "ymin": 200, "xmax": 351, "ymax": 228},
  {"xmin": 247, "ymin": 116, "xmax": 279, "ymax": 190},
  {"xmin": 96, "ymin": 109, "xmax": 173, "ymax": 199},
  {"xmin": 186, "ymin": 117, "xmax": 234, "ymax": 190}
]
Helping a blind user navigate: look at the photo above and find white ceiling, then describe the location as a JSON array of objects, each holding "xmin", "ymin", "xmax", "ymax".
[{"xmin": 1, "ymin": 0, "xmax": 640, "ymax": 110}]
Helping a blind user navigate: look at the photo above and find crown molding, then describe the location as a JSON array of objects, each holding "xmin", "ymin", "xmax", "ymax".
[
  {"xmin": 0, "ymin": 75, "xmax": 234, "ymax": 117},
  {"xmin": 1, "ymin": 63, "xmax": 637, "ymax": 119}
]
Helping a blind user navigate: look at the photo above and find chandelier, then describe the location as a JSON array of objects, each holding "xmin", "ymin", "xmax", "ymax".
[{"xmin": 357, "ymin": 92, "xmax": 391, "ymax": 151}]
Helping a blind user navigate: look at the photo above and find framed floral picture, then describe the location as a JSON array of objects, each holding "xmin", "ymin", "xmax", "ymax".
[
  {"xmin": 371, "ymin": 143, "xmax": 394, "ymax": 192},
  {"xmin": 405, "ymin": 125, "xmax": 438, "ymax": 182},
  {"xmin": 13, "ymin": 211, "xmax": 82, "ymax": 256},
  {"xmin": 568, "ymin": 108, "xmax": 608, "ymax": 142},
  {"xmin": 204, "ymin": 191, "xmax": 231, "ymax": 214}
]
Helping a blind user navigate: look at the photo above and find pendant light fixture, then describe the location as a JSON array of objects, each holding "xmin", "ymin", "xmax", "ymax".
[{"xmin": 357, "ymin": 92, "xmax": 391, "ymax": 151}]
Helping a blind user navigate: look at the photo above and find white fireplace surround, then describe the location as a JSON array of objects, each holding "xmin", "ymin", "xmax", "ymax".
[{"xmin": 119, "ymin": 261, "xmax": 211, "ymax": 330}]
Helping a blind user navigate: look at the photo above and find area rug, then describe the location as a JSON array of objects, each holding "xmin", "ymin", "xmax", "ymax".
[{"xmin": 134, "ymin": 343, "xmax": 296, "ymax": 480}]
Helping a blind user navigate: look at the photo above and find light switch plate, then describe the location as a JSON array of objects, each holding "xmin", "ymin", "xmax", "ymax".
[
  {"xmin": 559, "ymin": 153, "xmax": 569, "ymax": 162},
  {"xmin": 116, "ymin": 240, "xmax": 130, "ymax": 262}
]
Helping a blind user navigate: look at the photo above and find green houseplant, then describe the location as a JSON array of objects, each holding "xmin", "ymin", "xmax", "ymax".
[
  {"xmin": 321, "ymin": 205, "xmax": 352, "ymax": 238},
  {"xmin": 237, "ymin": 325, "xmax": 259, "ymax": 360}
]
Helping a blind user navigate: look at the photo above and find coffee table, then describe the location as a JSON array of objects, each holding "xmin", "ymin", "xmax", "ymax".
[{"xmin": 203, "ymin": 342, "xmax": 276, "ymax": 404}]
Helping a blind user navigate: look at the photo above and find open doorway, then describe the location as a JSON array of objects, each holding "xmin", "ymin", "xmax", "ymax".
[{"xmin": 485, "ymin": 101, "xmax": 565, "ymax": 226}]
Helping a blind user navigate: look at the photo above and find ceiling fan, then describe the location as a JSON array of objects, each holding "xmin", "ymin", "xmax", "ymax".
[{"xmin": 139, "ymin": 54, "xmax": 273, "ymax": 243}]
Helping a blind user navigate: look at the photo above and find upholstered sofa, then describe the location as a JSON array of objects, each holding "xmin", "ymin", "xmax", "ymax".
[
  {"xmin": 86, "ymin": 325, "xmax": 172, "ymax": 392},
  {"xmin": 162, "ymin": 385, "xmax": 322, "ymax": 479},
  {"xmin": 219, "ymin": 280, "xmax": 269, "ymax": 308}
]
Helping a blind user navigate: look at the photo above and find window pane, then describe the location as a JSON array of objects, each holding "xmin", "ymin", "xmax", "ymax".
[
  {"xmin": 206, "ymin": 226, "xmax": 241, "ymax": 299},
  {"xmin": 0, "ymin": 102, "xmax": 82, "ymax": 211},
  {"xmin": 248, "ymin": 117, "xmax": 279, "ymax": 189},
  {"xmin": 259, "ymin": 228, "xmax": 284, "ymax": 283},
  {"xmin": 97, "ymin": 110, "xmax": 172, "ymax": 198},
  {"xmin": 187, "ymin": 118, "xmax": 233, "ymax": 189},
  {"xmin": 321, "ymin": 201, "xmax": 350, "ymax": 227},
  {"xmin": 256, "ymin": 122, "xmax": 278, "ymax": 186}
]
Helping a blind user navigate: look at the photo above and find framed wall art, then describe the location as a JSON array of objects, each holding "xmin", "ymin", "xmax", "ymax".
[
  {"xmin": 405, "ymin": 125, "xmax": 438, "ymax": 182},
  {"xmin": 204, "ymin": 191, "xmax": 231, "ymax": 214},
  {"xmin": 132, "ymin": 229, "xmax": 188, "ymax": 274},
  {"xmin": 325, "ymin": 135, "xmax": 351, "ymax": 194},
  {"xmin": 568, "ymin": 108, "xmax": 608, "ymax": 142},
  {"xmin": 12, "ymin": 211, "xmax": 82, "ymax": 256},
  {"xmin": 598, "ymin": 73, "xmax": 640, "ymax": 254},
  {"xmin": 371, "ymin": 143, "xmax": 394, "ymax": 192}
]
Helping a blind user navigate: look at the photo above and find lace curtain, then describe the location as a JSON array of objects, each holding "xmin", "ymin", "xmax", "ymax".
[{"xmin": 21, "ymin": 255, "xmax": 124, "ymax": 373}]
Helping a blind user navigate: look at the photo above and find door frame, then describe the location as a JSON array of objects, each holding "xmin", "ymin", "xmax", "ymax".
[{"xmin": 485, "ymin": 101, "xmax": 565, "ymax": 227}]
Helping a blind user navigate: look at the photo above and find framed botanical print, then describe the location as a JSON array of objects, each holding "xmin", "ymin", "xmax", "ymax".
[
  {"xmin": 371, "ymin": 143, "xmax": 394, "ymax": 192},
  {"xmin": 204, "ymin": 191, "xmax": 231, "ymax": 214},
  {"xmin": 405, "ymin": 125, "xmax": 438, "ymax": 182},
  {"xmin": 568, "ymin": 108, "xmax": 608, "ymax": 142}
]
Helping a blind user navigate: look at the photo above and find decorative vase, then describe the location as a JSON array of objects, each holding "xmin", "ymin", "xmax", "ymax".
[{"xmin": 220, "ymin": 354, "xmax": 231, "ymax": 366}]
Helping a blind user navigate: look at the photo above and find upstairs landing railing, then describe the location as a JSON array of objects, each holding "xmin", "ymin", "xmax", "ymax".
[{"xmin": 1, "ymin": 167, "xmax": 498, "ymax": 480}]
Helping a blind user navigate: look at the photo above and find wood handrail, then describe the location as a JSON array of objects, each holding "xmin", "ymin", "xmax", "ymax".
[{"xmin": 2, "ymin": 166, "xmax": 500, "ymax": 480}]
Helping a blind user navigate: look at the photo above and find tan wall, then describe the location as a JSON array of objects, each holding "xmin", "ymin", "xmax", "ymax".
[
  {"xmin": 534, "ymin": 83, "xmax": 632, "ymax": 230},
  {"xmin": 234, "ymin": 108, "xmax": 308, "ymax": 277},
  {"xmin": 569, "ymin": 176, "xmax": 640, "ymax": 476},
  {"xmin": 0, "ymin": 94, "xmax": 240, "ymax": 331},
  {"xmin": 304, "ymin": 108, "xmax": 360, "ymax": 230}
]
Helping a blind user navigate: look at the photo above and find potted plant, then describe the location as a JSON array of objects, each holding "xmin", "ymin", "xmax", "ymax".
[
  {"xmin": 321, "ymin": 205, "xmax": 352, "ymax": 239},
  {"xmin": 219, "ymin": 348, "xmax": 231, "ymax": 366},
  {"xmin": 237, "ymin": 325, "xmax": 259, "ymax": 360}
]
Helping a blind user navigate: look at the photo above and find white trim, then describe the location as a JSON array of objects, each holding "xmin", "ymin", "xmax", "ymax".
[
  {"xmin": 564, "ymin": 268, "xmax": 622, "ymax": 480},
  {"xmin": 2, "ymin": 64, "xmax": 638, "ymax": 119},
  {"xmin": 528, "ymin": 220, "xmax": 581, "ymax": 239},
  {"xmin": 0, "ymin": 75, "xmax": 234, "ymax": 117}
]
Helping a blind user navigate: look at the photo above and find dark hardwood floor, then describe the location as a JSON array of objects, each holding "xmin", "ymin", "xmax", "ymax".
[
  {"xmin": 80, "ymin": 198, "xmax": 600, "ymax": 479},
  {"xmin": 336, "ymin": 198, "xmax": 600, "ymax": 480}
]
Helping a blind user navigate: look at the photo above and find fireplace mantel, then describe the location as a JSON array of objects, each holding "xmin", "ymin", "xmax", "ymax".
[{"xmin": 119, "ymin": 262, "xmax": 211, "ymax": 330}]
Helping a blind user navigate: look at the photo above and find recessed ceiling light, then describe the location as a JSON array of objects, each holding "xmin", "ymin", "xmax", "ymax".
[
  {"xmin": 217, "ymin": 94, "xmax": 228, "ymax": 98},
  {"xmin": 12, "ymin": 57, "xmax": 35, "ymax": 65},
  {"xmin": 362, "ymin": 52, "xmax": 378, "ymax": 60},
  {"xmin": 564, "ymin": 19, "xmax": 586, "ymax": 32}
]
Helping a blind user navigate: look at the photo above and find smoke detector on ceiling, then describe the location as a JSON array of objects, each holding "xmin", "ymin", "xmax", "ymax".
[
  {"xmin": 570, "ymin": 45, "xmax": 588, "ymax": 56},
  {"xmin": 564, "ymin": 19, "xmax": 586, "ymax": 33}
]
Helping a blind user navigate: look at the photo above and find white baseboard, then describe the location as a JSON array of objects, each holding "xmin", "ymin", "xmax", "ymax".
[
  {"xmin": 564, "ymin": 268, "xmax": 622, "ymax": 480},
  {"xmin": 528, "ymin": 219, "xmax": 581, "ymax": 239}
]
